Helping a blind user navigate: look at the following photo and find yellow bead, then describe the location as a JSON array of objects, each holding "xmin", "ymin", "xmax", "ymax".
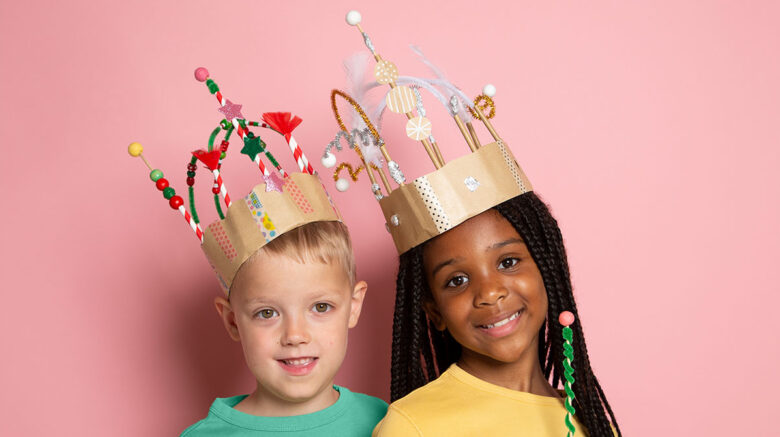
[{"xmin": 128, "ymin": 142, "xmax": 144, "ymax": 157}]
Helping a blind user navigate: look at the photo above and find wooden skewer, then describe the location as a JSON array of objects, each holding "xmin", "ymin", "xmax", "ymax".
[
  {"xmin": 473, "ymin": 104, "xmax": 502, "ymax": 143},
  {"xmin": 453, "ymin": 114, "xmax": 477, "ymax": 152},
  {"xmin": 466, "ymin": 121, "xmax": 482, "ymax": 149}
]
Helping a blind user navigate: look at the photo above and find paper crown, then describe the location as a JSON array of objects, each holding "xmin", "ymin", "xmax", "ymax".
[
  {"xmin": 129, "ymin": 68, "xmax": 340, "ymax": 293},
  {"xmin": 322, "ymin": 11, "xmax": 532, "ymax": 254}
]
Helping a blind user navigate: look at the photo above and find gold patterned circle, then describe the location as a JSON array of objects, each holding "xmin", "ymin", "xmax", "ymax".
[
  {"xmin": 386, "ymin": 86, "xmax": 416, "ymax": 114},
  {"xmin": 374, "ymin": 60, "xmax": 399, "ymax": 84},
  {"xmin": 405, "ymin": 116, "xmax": 432, "ymax": 140}
]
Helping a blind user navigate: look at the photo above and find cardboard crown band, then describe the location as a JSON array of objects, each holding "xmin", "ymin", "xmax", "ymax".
[
  {"xmin": 201, "ymin": 172, "xmax": 341, "ymax": 293},
  {"xmin": 379, "ymin": 141, "xmax": 532, "ymax": 254}
]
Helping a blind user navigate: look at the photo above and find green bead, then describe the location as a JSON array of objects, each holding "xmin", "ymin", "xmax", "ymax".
[
  {"xmin": 220, "ymin": 152, "xmax": 226, "ymax": 159},
  {"xmin": 220, "ymin": 119, "xmax": 231, "ymax": 130},
  {"xmin": 149, "ymin": 169, "xmax": 164, "ymax": 181},
  {"xmin": 163, "ymin": 187, "xmax": 176, "ymax": 199},
  {"xmin": 206, "ymin": 79, "xmax": 219, "ymax": 94},
  {"xmin": 187, "ymin": 171, "xmax": 196, "ymax": 177}
]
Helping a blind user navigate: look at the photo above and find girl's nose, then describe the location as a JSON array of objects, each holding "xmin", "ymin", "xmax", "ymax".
[{"xmin": 473, "ymin": 277, "xmax": 508, "ymax": 307}]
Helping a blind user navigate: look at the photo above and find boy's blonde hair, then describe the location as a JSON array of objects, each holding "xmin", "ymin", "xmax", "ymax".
[{"xmin": 232, "ymin": 221, "xmax": 356, "ymax": 295}]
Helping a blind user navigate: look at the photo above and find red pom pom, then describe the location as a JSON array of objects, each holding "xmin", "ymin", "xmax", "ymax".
[
  {"xmin": 262, "ymin": 112, "xmax": 302, "ymax": 139},
  {"xmin": 558, "ymin": 311, "xmax": 575, "ymax": 327},
  {"xmin": 169, "ymin": 195, "xmax": 184, "ymax": 209},
  {"xmin": 194, "ymin": 67, "xmax": 209, "ymax": 82},
  {"xmin": 155, "ymin": 178, "xmax": 169, "ymax": 191}
]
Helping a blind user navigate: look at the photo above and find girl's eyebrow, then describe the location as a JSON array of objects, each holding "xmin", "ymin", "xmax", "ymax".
[
  {"xmin": 431, "ymin": 257, "xmax": 463, "ymax": 277},
  {"xmin": 488, "ymin": 238, "xmax": 524, "ymax": 250}
]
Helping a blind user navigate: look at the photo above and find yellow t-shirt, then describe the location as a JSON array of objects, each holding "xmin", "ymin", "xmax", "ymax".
[{"xmin": 373, "ymin": 364, "xmax": 586, "ymax": 437}]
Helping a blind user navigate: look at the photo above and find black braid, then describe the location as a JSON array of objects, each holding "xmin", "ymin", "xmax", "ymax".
[{"xmin": 391, "ymin": 192, "xmax": 621, "ymax": 436}]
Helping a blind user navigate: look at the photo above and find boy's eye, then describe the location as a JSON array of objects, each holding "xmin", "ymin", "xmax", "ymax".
[
  {"xmin": 313, "ymin": 303, "xmax": 332, "ymax": 313},
  {"xmin": 256, "ymin": 309, "xmax": 278, "ymax": 319},
  {"xmin": 445, "ymin": 275, "xmax": 469, "ymax": 288},
  {"xmin": 499, "ymin": 257, "xmax": 519, "ymax": 269}
]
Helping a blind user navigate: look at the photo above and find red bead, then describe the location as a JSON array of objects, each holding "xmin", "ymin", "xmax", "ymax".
[
  {"xmin": 186, "ymin": 177, "xmax": 195, "ymax": 186},
  {"xmin": 155, "ymin": 178, "xmax": 169, "ymax": 191},
  {"xmin": 187, "ymin": 164, "xmax": 197, "ymax": 171},
  {"xmin": 212, "ymin": 185, "xmax": 220, "ymax": 194},
  {"xmin": 169, "ymin": 195, "xmax": 184, "ymax": 209},
  {"xmin": 220, "ymin": 140, "xmax": 229, "ymax": 152}
]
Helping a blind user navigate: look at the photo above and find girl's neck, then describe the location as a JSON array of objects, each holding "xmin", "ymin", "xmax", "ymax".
[{"xmin": 457, "ymin": 346, "xmax": 559, "ymax": 398}]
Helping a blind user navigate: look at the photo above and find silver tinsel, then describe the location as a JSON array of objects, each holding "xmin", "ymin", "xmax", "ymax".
[{"xmin": 388, "ymin": 161, "xmax": 406, "ymax": 184}]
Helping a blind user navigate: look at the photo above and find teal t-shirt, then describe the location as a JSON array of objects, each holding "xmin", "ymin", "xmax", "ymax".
[{"xmin": 181, "ymin": 386, "xmax": 388, "ymax": 436}]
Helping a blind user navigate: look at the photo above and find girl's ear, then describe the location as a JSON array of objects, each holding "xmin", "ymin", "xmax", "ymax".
[
  {"xmin": 214, "ymin": 296, "xmax": 241, "ymax": 341},
  {"xmin": 422, "ymin": 298, "xmax": 446, "ymax": 331}
]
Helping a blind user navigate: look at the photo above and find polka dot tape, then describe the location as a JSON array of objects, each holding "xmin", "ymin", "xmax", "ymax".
[
  {"xmin": 208, "ymin": 221, "xmax": 237, "ymax": 260},
  {"xmin": 497, "ymin": 140, "xmax": 528, "ymax": 192},
  {"xmin": 284, "ymin": 179, "xmax": 314, "ymax": 214},
  {"xmin": 386, "ymin": 86, "xmax": 416, "ymax": 114},
  {"xmin": 413, "ymin": 176, "xmax": 450, "ymax": 233}
]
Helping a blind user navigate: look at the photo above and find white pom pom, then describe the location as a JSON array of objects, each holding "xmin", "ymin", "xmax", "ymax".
[
  {"xmin": 483, "ymin": 84, "xmax": 496, "ymax": 97},
  {"xmin": 346, "ymin": 10, "xmax": 362, "ymax": 26},
  {"xmin": 321, "ymin": 152, "xmax": 337, "ymax": 168},
  {"xmin": 335, "ymin": 178, "xmax": 350, "ymax": 192}
]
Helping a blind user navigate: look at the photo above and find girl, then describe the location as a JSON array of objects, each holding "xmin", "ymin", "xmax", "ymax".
[{"xmin": 380, "ymin": 193, "xmax": 621, "ymax": 436}]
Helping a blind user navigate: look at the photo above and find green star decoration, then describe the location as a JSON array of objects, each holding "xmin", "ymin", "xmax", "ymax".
[{"xmin": 240, "ymin": 133, "xmax": 266, "ymax": 161}]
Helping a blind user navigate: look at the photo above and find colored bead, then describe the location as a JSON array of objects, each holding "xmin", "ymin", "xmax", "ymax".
[
  {"xmin": 169, "ymin": 195, "xmax": 184, "ymax": 209},
  {"xmin": 127, "ymin": 142, "xmax": 143, "ymax": 157},
  {"xmin": 187, "ymin": 163, "xmax": 197, "ymax": 171},
  {"xmin": 558, "ymin": 311, "xmax": 575, "ymax": 327},
  {"xmin": 206, "ymin": 79, "xmax": 219, "ymax": 94},
  {"xmin": 220, "ymin": 119, "xmax": 231, "ymax": 130},
  {"xmin": 163, "ymin": 186, "xmax": 176, "ymax": 199},
  {"xmin": 194, "ymin": 67, "xmax": 209, "ymax": 82},
  {"xmin": 186, "ymin": 177, "xmax": 195, "ymax": 186},
  {"xmin": 149, "ymin": 169, "xmax": 164, "ymax": 181},
  {"xmin": 212, "ymin": 185, "xmax": 220, "ymax": 194},
  {"xmin": 220, "ymin": 152, "xmax": 226, "ymax": 159},
  {"xmin": 220, "ymin": 140, "xmax": 229, "ymax": 151},
  {"xmin": 186, "ymin": 171, "xmax": 196, "ymax": 177},
  {"xmin": 155, "ymin": 178, "xmax": 169, "ymax": 191}
]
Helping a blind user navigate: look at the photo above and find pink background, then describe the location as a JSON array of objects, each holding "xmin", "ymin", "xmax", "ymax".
[{"xmin": 1, "ymin": 1, "xmax": 778, "ymax": 435}]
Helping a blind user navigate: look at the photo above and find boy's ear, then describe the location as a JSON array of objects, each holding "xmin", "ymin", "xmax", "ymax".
[
  {"xmin": 347, "ymin": 280, "xmax": 368, "ymax": 328},
  {"xmin": 214, "ymin": 296, "xmax": 241, "ymax": 342},
  {"xmin": 422, "ymin": 299, "xmax": 446, "ymax": 331}
]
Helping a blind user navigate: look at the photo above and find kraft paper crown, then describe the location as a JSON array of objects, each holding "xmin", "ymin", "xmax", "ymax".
[
  {"xmin": 130, "ymin": 67, "xmax": 340, "ymax": 294},
  {"xmin": 323, "ymin": 12, "xmax": 532, "ymax": 254}
]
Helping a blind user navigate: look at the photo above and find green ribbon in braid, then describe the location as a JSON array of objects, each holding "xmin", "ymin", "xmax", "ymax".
[{"xmin": 559, "ymin": 311, "xmax": 576, "ymax": 437}]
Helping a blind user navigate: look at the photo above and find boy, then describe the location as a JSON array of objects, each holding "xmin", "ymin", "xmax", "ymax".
[{"xmin": 181, "ymin": 221, "xmax": 387, "ymax": 436}]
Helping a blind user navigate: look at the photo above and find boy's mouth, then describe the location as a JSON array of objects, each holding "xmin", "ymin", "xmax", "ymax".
[{"xmin": 277, "ymin": 357, "xmax": 319, "ymax": 376}]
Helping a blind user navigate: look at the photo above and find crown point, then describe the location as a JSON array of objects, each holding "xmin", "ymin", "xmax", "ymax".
[
  {"xmin": 321, "ymin": 152, "xmax": 337, "ymax": 168},
  {"xmin": 558, "ymin": 311, "xmax": 575, "ymax": 327},
  {"xmin": 483, "ymin": 84, "xmax": 496, "ymax": 97},
  {"xmin": 128, "ymin": 142, "xmax": 144, "ymax": 157},
  {"xmin": 346, "ymin": 10, "xmax": 362, "ymax": 26},
  {"xmin": 194, "ymin": 67, "xmax": 210, "ymax": 82},
  {"xmin": 335, "ymin": 178, "xmax": 350, "ymax": 192}
]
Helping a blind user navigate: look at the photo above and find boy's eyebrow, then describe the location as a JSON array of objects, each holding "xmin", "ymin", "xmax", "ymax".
[
  {"xmin": 431, "ymin": 257, "xmax": 462, "ymax": 277},
  {"xmin": 488, "ymin": 238, "xmax": 524, "ymax": 250}
]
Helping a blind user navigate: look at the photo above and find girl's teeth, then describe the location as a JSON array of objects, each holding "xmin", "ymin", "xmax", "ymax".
[{"xmin": 483, "ymin": 311, "xmax": 520, "ymax": 329}]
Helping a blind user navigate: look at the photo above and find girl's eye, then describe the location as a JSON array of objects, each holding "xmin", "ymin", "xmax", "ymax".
[
  {"xmin": 313, "ymin": 303, "xmax": 332, "ymax": 313},
  {"xmin": 445, "ymin": 275, "xmax": 469, "ymax": 288},
  {"xmin": 499, "ymin": 257, "xmax": 519, "ymax": 269},
  {"xmin": 256, "ymin": 309, "xmax": 278, "ymax": 319}
]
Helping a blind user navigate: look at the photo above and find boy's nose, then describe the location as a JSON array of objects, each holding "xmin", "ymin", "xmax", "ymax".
[{"xmin": 280, "ymin": 316, "xmax": 311, "ymax": 346}]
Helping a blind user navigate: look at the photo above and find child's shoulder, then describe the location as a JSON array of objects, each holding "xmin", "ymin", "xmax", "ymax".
[{"xmin": 336, "ymin": 385, "xmax": 388, "ymax": 419}]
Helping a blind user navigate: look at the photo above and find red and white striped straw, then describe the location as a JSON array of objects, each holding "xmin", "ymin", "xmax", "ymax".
[
  {"xmin": 179, "ymin": 205, "xmax": 204, "ymax": 242},
  {"xmin": 212, "ymin": 168, "xmax": 231, "ymax": 208},
  {"xmin": 260, "ymin": 113, "xmax": 314, "ymax": 175}
]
